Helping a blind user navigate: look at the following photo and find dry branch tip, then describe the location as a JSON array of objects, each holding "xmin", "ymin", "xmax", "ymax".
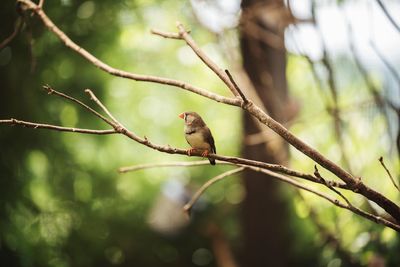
[
  {"xmin": 84, "ymin": 89, "xmax": 93, "ymax": 98},
  {"xmin": 225, "ymin": 69, "xmax": 248, "ymax": 105},
  {"xmin": 150, "ymin": 29, "xmax": 181, "ymax": 39},
  {"xmin": 42, "ymin": 84, "xmax": 54, "ymax": 94},
  {"xmin": 378, "ymin": 156, "xmax": 400, "ymax": 192}
]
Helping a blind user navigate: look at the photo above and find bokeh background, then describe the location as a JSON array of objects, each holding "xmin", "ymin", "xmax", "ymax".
[{"xmin": 0, "ymin": 0, "xmax": 399, "ymax": 266}]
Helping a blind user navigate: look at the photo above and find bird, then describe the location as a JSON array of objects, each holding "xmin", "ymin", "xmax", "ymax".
[{"xmin": 179, "ymin": 111, "xmax": 216, "ymax": 165}]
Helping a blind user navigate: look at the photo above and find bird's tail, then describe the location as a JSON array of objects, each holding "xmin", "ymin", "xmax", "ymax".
[{"xmin": 209, "ymin": 158, "xmax": 216, "ymax": 165}]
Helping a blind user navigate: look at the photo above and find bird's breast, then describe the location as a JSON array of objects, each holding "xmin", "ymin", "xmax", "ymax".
[{"xmin": 185, "ymin": 131, "xmax": 210, "ymax": 149}]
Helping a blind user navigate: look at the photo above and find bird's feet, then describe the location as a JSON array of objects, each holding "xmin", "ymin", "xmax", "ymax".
[
  {"xmin": 201, "ymin": 150, "xmax": 210, "ymax": 157},
  {"xmin": 186, "ymin": 148, "xmax": 197, "ymax": 156}
]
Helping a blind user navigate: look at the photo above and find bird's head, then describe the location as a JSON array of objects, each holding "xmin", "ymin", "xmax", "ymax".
[{"xmin": 179, "ymin": 111, "xmax": 205, "ymax": 126}]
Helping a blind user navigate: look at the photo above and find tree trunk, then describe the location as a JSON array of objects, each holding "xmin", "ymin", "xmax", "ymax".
[{"xmin": 240, "ymin": 1, "xmax": 293, "ymax": 266}]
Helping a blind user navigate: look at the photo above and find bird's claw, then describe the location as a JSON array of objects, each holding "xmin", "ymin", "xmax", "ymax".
[
  {"xmin": 201, "ymin": 150, "xmax": 209, "ymax": 157},
  {"xmin": 187, "ymin": 148, "xmax": 196, "ymax": 156},
  {"xmin": 187, "ymin": 149, "xmax": 210, "ymax": 157}
]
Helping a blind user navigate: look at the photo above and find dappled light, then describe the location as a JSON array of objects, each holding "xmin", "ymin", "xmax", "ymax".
[{"xmin": 1, "ymin": 0, "xmax": 399, "ymax": 267}]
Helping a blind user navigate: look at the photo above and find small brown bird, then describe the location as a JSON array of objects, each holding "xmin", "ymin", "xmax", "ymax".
[{"xmin": 179, "ymin": 111, "xmax": 216, "ymax": 165}]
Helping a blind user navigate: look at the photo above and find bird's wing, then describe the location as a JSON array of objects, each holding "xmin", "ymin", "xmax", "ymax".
[{"xmin": 205, "ymin": 127, "xmax": 216, "ymax": 154}]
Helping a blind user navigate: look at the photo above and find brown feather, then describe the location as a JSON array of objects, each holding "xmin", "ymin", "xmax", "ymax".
[{"xmin": 182, "ymin": 112, "xmax": 216, "ymax": 165}]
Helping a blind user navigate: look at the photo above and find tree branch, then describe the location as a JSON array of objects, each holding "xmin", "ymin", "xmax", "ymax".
[
  {"xmin": 255, "ymin": 168, "xmax": 400, "ymax": 232},
  {"xmin": 225, "ymin": 69, "xmax": 249, "ymax": 105},
  {"xmin": 314, "ymin": 165, "xmax": 352, "ymax": 206},
  {"xmin": 150, "ymin": 28, "xmax": 181, "ymax": 39},
  {"xmin": 16, "ymin": 0, "xmax": 240, "ymax": 106},
  {"xmin": 43, "ymin": 85, "xmax": 115, "ymax": 126},
  {"xmin": 0, "ymin": 119, "xmax": 116, "ymax": 135},
  {"xmin": 152, "ymin": 23, "xmax": 240, "ymax": 97},
  {"xmin": 175, "ymin": 22, "xmax": 240, "ymax": 97},
  {"xmin": 84, "ymin": 89, "xmax": 119, "ymax": 124},
  {"xmin": 119, "ymin": 160, "xmax": 231, "ymax": 173}
]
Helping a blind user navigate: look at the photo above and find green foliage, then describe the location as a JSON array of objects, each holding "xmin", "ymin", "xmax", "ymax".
[
  {"xmin": 287, "ymin": 54, "xmax": 400, "ymax": 265},
  {"xmin": 1, "ymin": 1, "xmax": 399, "ymax": 267},
  {"xmin": 0, "ymin": 1, "xmax": 242, "ymax": 266}
]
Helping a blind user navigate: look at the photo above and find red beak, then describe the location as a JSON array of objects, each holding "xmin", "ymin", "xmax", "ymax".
[{"xmin": 179, "ymin": 113, "xmax": 184, "ymax": 119}]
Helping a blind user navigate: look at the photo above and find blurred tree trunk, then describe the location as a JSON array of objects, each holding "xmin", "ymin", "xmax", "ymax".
[{"xmin": 240, "ymin": 0, "xmax": 293, "ymax": 266}]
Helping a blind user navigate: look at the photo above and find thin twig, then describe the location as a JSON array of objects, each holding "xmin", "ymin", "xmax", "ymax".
[
  {"xmin": 379, "ymin": 157, "xmax": 400, "ymax": 193},
  {"xmin": 183, "ymin": 167, "xmax": 245, "ymax": 214},
  {"xmin": 175, "ymin": 22, "xmax": 240, "ymax": 97},
  {"xmin": 84, "ymin": 89, "xmax": 119, "ymax": 124},
  {"xmin": 314, "ymin": 165, "xmax": 352, "ymax": 206},
  {"xmin": 119, "ymin": 160, "xmax": 230, "ymax": 173},
  {"xmin": 0, "ymin": 119, "xmax": 116, "ymax": 135},
  {"xmin": 152, "ymin": 23, "xmax": 240, "ymax": 97},
  {"xmin": 225, "ymin": 69, "xmax": 249, "ymax": 104},
  {"xmin": 43, "ymin": 85, "xmax": 115, "ymax": 126},
  {"xmin": 119, "ymin": 160, "xmax": 348, "ymax": 189},
  {"xmin": 255, "ymin": 168, "xmax": 400, "ymax": 232},
  {"xmin": 150, "ymin": 29, "xmax": 181, "ymax": 39}
]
